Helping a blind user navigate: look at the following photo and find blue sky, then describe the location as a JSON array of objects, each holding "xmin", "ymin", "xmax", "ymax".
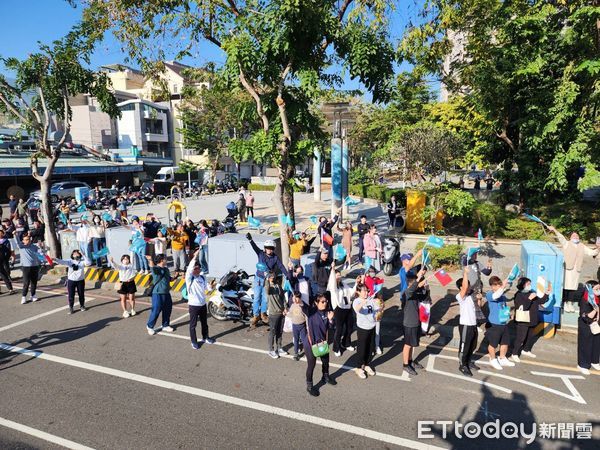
[{"xmin": 1, "ymin": 0, "xmax": 429, "ymax": 98}]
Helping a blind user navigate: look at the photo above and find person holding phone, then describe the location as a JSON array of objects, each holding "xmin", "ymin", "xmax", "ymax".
[{"xmin": 402, "ymin": 268, "xmax": 428, "ymax": 376}]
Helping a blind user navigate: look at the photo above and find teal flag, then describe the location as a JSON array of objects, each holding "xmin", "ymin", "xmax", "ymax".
[{"xmin": 425, "ymin": 235, "xmax": 444, "ymax": 249}]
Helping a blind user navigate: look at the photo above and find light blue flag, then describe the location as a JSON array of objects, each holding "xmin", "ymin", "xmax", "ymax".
[
  {"xmin": 80, "ymin": 212, "xmax": 89, "ymax": 222},
  {"xmin": 467, "ymin": 247, "xmax": 479, "ymax": 260},
  {"xmin": 92, "ymin": 247, "xmax": 109, "ymax": 259},
  {"xmin": 283, "ymin": 279, "xmax": 293, "ymax": 293},
  {"xmin": 58, "ymin": 211, "xmax": 68, "ymax": 225},
  {"xmin": 101, "ymin": 212, "xmax": 112, "ymax": 222},
  {"xmin": 507, "ymin": 263, "xmax": 520, "ymax": 282},
  {"xmin": 335, "ymin": 244, "xmax": 347, "ymax": 261},
  {"xmin": 344, "ymin": 196, "xmax": 360, "ymax": 207},
  {"xmin": 363, "ymin": 256, "xmax": 373, "ymax": 272},
  {"xmin": 309, "ymin": 215, "xmax": 318, "ymax": 225},
  {"xmin": 279, "ymin": 215, "xmax": 294, "ymax": 226},
  {"xmin": 256, "ymin": 262, "xmax": 267, "ymax": 272},
  {"xmin": 586, "ymin": 284, "xmax": 597, "ymax": 306},
  {"xmin": 523, "ymin": 213, "xmax": 548, "ymax": 227},
  {"xmin": 77, "ymin": 204, "xmax": 87, "ymax": 213},
  {"xmin": 248, "ymin": 216, "xmax": 261, "ymax": 228},
  {"xmin": 425, "ymin": 235, "xmax": 444, "ymax": 249},
  {"xmin": 477, "ymin": 228, "xmax": 484, "ymax": 241},
  {"xmin": 129, "ymin": 237, "xmax": 146, "ymax": 255},
  {"xmin": 422, "ymin": 248, "xmax": 431, "ymax": 267}
]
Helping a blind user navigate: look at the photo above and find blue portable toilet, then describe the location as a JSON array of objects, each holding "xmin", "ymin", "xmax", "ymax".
[{"xmin": 520, "ymin": 241, "xmax": 564, "ymax": 325}]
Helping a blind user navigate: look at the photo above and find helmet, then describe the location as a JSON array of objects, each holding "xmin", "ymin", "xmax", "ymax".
[{"xmin": 264, "ymin": 240, "xmax": 276, "ymax": 248}]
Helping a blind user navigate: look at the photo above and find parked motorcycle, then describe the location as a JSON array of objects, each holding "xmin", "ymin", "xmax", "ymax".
[
  {"xmin": 382, "ymin": 236, "xmax": 401, "ymax": 276},
  {"xmin": 207, "ymin": 269, "xmax": 254, "ymax": 322}
]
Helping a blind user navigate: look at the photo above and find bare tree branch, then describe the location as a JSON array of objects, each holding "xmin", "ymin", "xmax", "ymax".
[{"xmin": 238, "ymin": 62, "xmax": 269, "ymax": 131}]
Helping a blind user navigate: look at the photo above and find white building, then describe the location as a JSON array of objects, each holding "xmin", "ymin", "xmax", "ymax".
[{"xmin": 116, "ymin": 99, "xmax": 171, "ymax": 157}]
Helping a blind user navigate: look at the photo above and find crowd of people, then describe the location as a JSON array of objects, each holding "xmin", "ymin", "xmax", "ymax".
[{"xmin": 1, "ymin": 188, "xmax": 599, "ymax": 399}]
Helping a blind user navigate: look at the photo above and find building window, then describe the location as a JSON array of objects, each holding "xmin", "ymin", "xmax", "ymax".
[
  {"xmin": 119, "ymin": 103, "xmax": 135, "ymax": 112},
  {"xmin": 173, "ymin": 84, "xmax": 178, "ymax": 94},
  {"xmin": 144, "ymin": 118, "xmax": 164, "ymax": 135}
]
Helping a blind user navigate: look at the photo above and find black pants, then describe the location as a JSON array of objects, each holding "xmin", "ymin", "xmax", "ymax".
[
  {"xmin": 458, "ymin": 324, "xmax": 478, "ymax": 366},
  {"xmin": 247, "ymin": 206, "xmax": 254, "ymax": 217},
  {"xmin": 356, "ymin": 327, "xmax": 375, "ymax": 367},
  {"xmin": 189, "ymin": 304, "xmax": 209, "ymax": 343},
  {"xmin": 305, "ymin": 349, "xmax": 329, "ymax": 384},
  {"xmin": 67, "ymin": 279, "xmax": 85, "ymax": 308},
  {"xmin": 22, "ymin": 266, "xmax": 40, "ymax": 297},
  {"xmin": 358, "ymin": 236, "xmax": 365, "ymax": 261},
  {"xmin": 333, "ymin": 307, "xmax": 353, "ymax": 352},
  {"xmin": 513, "ymin": 323, "xmax": 536, "ymax": 356},
  {"xmin": 564, "ymin": 289, "xmax": 578, "ymax": 306},
  {"xmin": 0, "ymin": 261, "xmax": 13, "ymax": 290},
  {"xmin": 577, "ymin": 319, "xmax": 600, "ymax": 369},
  {"xmin": 268, "ymin": 314, "xmax": 284, "ymax": 351}
]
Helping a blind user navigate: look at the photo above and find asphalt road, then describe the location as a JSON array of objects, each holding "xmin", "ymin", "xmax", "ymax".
[{"xmin": 1, "ymin": 280, "xmax": 599, "ymax": 450}]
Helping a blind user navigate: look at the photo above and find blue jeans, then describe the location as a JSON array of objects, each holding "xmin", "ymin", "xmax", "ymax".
[
  {"xmin": 199, "ymin": 245, "xmax": 209, "ymax": 273},
  {"xmin": 253, "ymin": 276, "xmax": 267, "ymax": 316},
  {"xmin": 146, "ymin": 293, "xmax": 172, "ymax": 328},
  {"xmin": 134, "ymin": 251, "xmax": 149, "ymax": 272},
  {"xmin": 92, "ymin": 237, "xmax": 107, "ymax": 267},
  {"xmin": 292, "ymin": 323, "xmax": 308, "ymax": 355},
  {"xmin": 79, "ymin": 241, "xmax": 91, "ymax": 264}
]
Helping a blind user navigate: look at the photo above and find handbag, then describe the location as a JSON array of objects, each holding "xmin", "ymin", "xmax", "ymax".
[
  {"xmin": 283, "ymin": 315, "xmax": 293, "ymax": 333},
  {"xmin": 307, "ymin": 315, "xmax": 330, "ymax": 357},
  {"xmin": 322, "ymin": 233, "xmax": 334, "ymax": 247},
  {"xmin": 591, "ymin": 321, "xmax": 600, "ymax": 335},
  {"xmin": 515, "ymin": 305, "xmax": 531, "ymax": 323}
]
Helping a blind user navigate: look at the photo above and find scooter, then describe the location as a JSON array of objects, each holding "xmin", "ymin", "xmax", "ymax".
[
  {"xmin": 206, "ymin": 269, "xmax": 254, "ymax": 322},
  {"xmin": 382, "ymin": 236, "xmax": 401, "ymax": 276}
]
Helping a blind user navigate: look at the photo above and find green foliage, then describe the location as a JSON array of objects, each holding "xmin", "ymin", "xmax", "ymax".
[
  {"xmin": 442, "ymin": 189, "xmax": 476, "ymax": 218},
  {"xmin": 349, "ymin": 183, "xmax": 369, "ymax": 198},
  {"xmin": 503, "ymin": 219, "xmax": 547, "ymax": 241},
  {"xmin": 348, "ymin": 183, "xmax": 406, "ymax": 203},
  {"xmin": 472, "ymin": 203, "xmax": 511, "ymax": 237},
  {"xmin": 349, "ymin": 167, "xmax": 372, "ymax": 184},
  {"xmin": 247, "ymin": 183, "xmax": 276, "ymax": 192},
  {"xmin": 415, "ymin": 242, "xmax": 464, "ymax": 268},
  {"xmin": 176, "ymin": 160, "xmax": 199, "ymax": 174}
]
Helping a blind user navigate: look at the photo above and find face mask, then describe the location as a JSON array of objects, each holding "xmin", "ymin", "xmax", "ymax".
[
  {"xmin": 525, "ymin": 284, "xmax": 532, "ymax": 292},
  {"xmin": 571, "ymin": 239, "xmax": 579, "ymax": 244},
  {"xmin": 594, "ymin": 289, "xmax": 600, "ymax": 297},
  {"xmin": 73, "ymin": 256, "xmax": 81, "ymax": 261}
]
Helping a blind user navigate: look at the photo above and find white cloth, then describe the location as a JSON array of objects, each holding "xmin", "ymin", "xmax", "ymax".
[
  {"xmin": 113, "ymin": 262, "xmax": 136, "ymax": 282},
  {"xmin": 353, "ymin": 297, "xmax": 380, "ymax": 330},
  {"xmin": 456, "ymin": 293, "xmax": 476, "ymax": 326},
  {"xmin": 76, "ymin": 225, "xmax": 89, "ymax": 243},
  {"xmin": 186, "ymin": 255, "xmax": 207, "ymax": 307},
  {"xmin": 556, "ymin": 231, "xmax": 598, "ymax": 290},
  {"xmin": 327, "ymin": 269, "xmax": 355, "ymax": 310},
  {"xmin": 55, "ymin": 258, "xmax": 85, "ymax": 281}
]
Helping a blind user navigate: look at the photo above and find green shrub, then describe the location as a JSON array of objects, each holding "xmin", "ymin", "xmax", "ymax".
[
  {"xmin": 415, "ymin": 241, "xmax": 464, "ymax": 268},
  {"xmin": 349, "ymin": 167, "xmax": 372, "ymax": 184},
  {"xmin": 366, "ymin": 184, "xmax": 389, "ymax": 201},
  {"xmin": 349, "ymin": 183, "xmax": 369, "ymax": 198},
  {"xmin": 442, "ymin": 189, "xmax": 476, "ymax": 218},
  {"xmin": 503, "ymin": 218, "xmax": 547, "ymax": 240},
  {"xmin": 384, "ymin": 189, "xmax": 406, "ymax": 204},
  {"xmin": 247, "ymin": 183, "xmax": 276, "ymax": 191},
  {"xmin": 472, "ymin": 203, "xmax": 511, "ymax": 237}
]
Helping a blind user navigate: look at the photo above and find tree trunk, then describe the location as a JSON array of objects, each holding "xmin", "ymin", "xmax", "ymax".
[
  {"xmin": 39, "ymin": 177, "xmax": 61, "ymax": 258},
  {"xmin": 211, "ymin": 158, "xmax": 219, "ymax": 184},
  {"xmin": 283, "ymin": 164, "xmax": 295, "ymax": 229}
]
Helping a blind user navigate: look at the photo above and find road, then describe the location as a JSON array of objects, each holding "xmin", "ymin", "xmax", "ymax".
[{"xmin": 1, "ymin": 279, "xmax": 599, "ymax": 450}]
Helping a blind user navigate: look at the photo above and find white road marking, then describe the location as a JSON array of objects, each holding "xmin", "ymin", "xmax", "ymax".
[
  {"xmin": 168, "ymin": 312, "xmax": 190, "ymax": 326},
  {"xmin": 530, "ymin": 371, "xmax": 586, "ymax": 404},
  {"xmin": 157, "ymin": 330, "xmax": 411, "ymax": 382},
  {"xmin": 425, "ymin": 355, "xmax": 513, "ymax": 394},
  {"xmin": 0, "ymin": 416, "xmax": 95, "ymax": 450},
  {"xmin": 0, "ymin": 344, "xmax": 443, "ymax": 450}
]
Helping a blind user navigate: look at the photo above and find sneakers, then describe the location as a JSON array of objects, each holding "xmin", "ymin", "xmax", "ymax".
[
  {"xmin": 130, "ymin": 309, "xmax": 137, "ymax": 316},
  {"xmin": 191, "ymin": 342, "xmax": 200, "ymax": 350},
  {"xmin": 122, "ymin": 311, "xmax": 130, "ymax": 318},
  {"xmin": 277, "ymin": 348, "xmax": 288, "ymax": 356},
  {"xmin": 306, "ymin": 384, "xmax": 319, "ymax": 397},
  {"xmin": 68, "ymin": 308, "xmax": 74, "ymax": 315},
  {"xmin": 80, "ymin": 306, "xmax": 87, "ymax": 312},
  {"xmin": 364, "ymin": 366, "xmax": 376, "ymax": 376},
  {"xmin": 8, "ymin": 289, "xmax": 16, "ymax": 295},
  {"xmin": 459, "ymin": 365, "xmax": 473, "ymax": 377},
  {"xmin": 346, "ymin": 345, "xmax": 355, "ymax": 351},
  {"xmin": 412, "ymin": 360, "xmax": 424, "ymax": 370},
  {"xmin": 375, "ymin": 347, "xmax": 382, "ymax": 355},
  {"xmin": 354, "ymin": 368, "xmax": 367, "ymax": 379},
  {"xmin": 260, "ymin": 313, "xmax": 269, "ymax": 323},
  {"xmin": 468, "ymin": 361, "xmax": 480, "ymax": 371},
  {"xmin": 162, "ymin": 326, "xmax": 174, "ymax": 332},
  {"xmin": 521, "ymin": 351, "xmax": 536, "ymax": 358},
  {"xmin": 204, "ymin": 338, "xmax": 215, "ymax": 344},
  {"xmin": 322, "ymin": 374, "xmax": 337, "ymax": 385},
  {"xmin": 498, "ymin": 357, "xmax": 515, "ymax": 367},
  {"xmin": 510, "ymin": 355, "xmax": 520, "ymax": 363},
  {"xmin": 21, "ymin": 296, "xmax": 27, "ymax": 304},
  {"xmin": 250, "ymin": 316, "xmax": 259, "ymax": 327},
  {"xmin": 147, "ymin": 327, "xmax": 156, "ymax": 336},
  {"xmin": 591, "ymin": 363, "xmax": 600, "ymax": 371},
  {"xmin": 489, "ymin": 358, "xmax": 503, "ymax": 370},
  {"xmin": 334, "ymin": 351, "xmax": 341, "ymax": 357},
  {"xmin": 293, "ymin": 353, "xmax": 300, "ymax": 361},
  {"xmin": 31, "ymin": 296, "xmax": 38, "ymax": 302},
  {"xmin": 403, "ymin": 365, "xmax": 417, "ymax": 376},
  {"xmin": 578, "ymin": 365, "xmax": 591, "ymax": 375},
  {"xmin": 268, "ymin": 350, "xmax": 279, "ymax": 359}
]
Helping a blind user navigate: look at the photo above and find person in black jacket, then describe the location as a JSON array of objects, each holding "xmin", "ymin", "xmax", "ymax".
[
  {"xmin": 356, "ymin": 215, "xmax": 369, "ymax": 262},
  {"xmin": 577, "ymin": 281, "xmax": 600, "ymax": 375},
  {"xmin": 511, "ymin": 277, "xmax": 548, "ymax": 362},
  {"xmin": 402, "ymin": 268, "xmax": 428, "ymax": 376},
  {"xmin": 386, "ymin": 195, "xmax": 399, "ymax": 228},
  {"xmin": 305, "ymin": 293, "xmax": 336, "ymax": 397},
  {"xmin": 311, "ymin": 250, "xmax": 332, "ymax": 295}
]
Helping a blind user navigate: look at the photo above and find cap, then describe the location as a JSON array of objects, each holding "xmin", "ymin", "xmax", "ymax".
[
  {"xmin": 400, "ymin": 253, "xmax": 413, "ymax": 262},
  {"xmin": 264, "ymin": 240, "xmax": 276, "ymax": 248}
]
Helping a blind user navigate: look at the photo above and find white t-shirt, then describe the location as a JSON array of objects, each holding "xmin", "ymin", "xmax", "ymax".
[{"xmin": 456, "ymin": 293, "xmax": 476, "ymax": 326}]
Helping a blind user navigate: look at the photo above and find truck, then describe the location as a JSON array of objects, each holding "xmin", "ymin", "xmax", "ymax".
[{"xmin": 154, "ymin": 166, "xmax": 196, "ymax": 183}]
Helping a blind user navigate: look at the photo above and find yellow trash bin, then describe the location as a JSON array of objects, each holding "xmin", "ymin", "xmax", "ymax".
[{"xmin": 406, "ymin": 190, "xmax": 426, "ymax": 233}]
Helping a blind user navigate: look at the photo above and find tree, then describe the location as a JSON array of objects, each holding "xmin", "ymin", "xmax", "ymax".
[
  {"xmin": 178, "ymin": 66, "xmax": 256, "ymax": 183},
  {"xmin": 82, "ymin": 0, "xmax": 395, "ymax": 262},
  {"xmin": 400, "ymin": 0, "xmax": 600, "ymax": 205},
  {"xmin": 0, "ymin": 25, "xmax": 120, "ymax": 257}
]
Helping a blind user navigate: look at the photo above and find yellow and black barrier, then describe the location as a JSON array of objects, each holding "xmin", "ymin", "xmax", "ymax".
[
  {"xmin": 83, "ymin": 267, "xmax": 187, "ymax": 292},
  {"xmin": 533, "ymin": 322, "xmax": 556, "ymax": 339}
]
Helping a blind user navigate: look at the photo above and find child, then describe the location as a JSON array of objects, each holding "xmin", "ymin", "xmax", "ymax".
[
  {"xmin": 54, "ymin": 250, "xmax": 86, "ymax": 314},
  {"xmin": 485, "ymin": 275, "xmax": 514, "ymax": 370},
  {"xmin": 402, "ymin": 268, "xmax": 427, "ymax": 376},
  {"xmin": 265, "ymin": 272, "xmax": 287, "ymax": 359},
  {"xmin": 365, "ymin": 266, "xmax": 385, "ymax": 354},
  {"xmin": 150, "ymin": 228, "xmax": 167, "ymax": 256},
  {"xmin": 577, "ymin": 281, "xmax": 600, "ymax": 375},
  {"xmin": 110, "ymin": 255, "xmax": 137, "ymax": 318},
  {"xmin": 186, "ymin": 249, "xmax": 214, "ymax": 349},
  {"xmin": 288, "ymin": 291, "xmax": 307, "ymax": 361},
  {"xmin": 456, "ymin": 266, "xmax": 479, "ymax": 376}
]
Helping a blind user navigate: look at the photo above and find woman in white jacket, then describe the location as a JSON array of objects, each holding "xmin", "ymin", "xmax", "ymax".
[
  {"xmin": 109, "ymin": 255, "xmax": 137, "ymax": 318},
  {"xmin": 328, "ymin": 262, "xmax": 357, "ymax": 356},
  {"xmin": 53, "ymin": 250, "xmax": 86, "ymax": 314}
]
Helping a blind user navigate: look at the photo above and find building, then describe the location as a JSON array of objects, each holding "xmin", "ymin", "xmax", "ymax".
[
  {"xmin": 439, "ymin": 29, "xmax": 467, "ymax": 102},
  {"xmin": 116, "ymin": 99, "xmax": 172, "ymax": 157}
]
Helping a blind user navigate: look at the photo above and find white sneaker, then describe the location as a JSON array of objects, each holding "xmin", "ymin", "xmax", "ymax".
[
  {"xmin": 354, "ymin": 368, "xmax": 367, "ymax": 379},
  {"xmin": 591, "ymin": 363, "xmax": 600, "ymax": 371},
  {"xmin": 130, "ymin": 309, "xmax": 137, "ymax": 316},
  {"xmin": 122, "ymin": 310, "xmax": 130, "ymax": 318},
  {"xmin": 499, "ymin": 357, "xmax": 515, "ymax": 367},
  {"xmin": 578, "ymin": 365, "xmax": 591, "ymax": 375},
  {"xmin": 277, "ymin": 348, "xmax": 288, "ymax": 356},
  {"xmin": 364, "ymin": 365, "xmax": 376, "ymax": 376},
  {"xmin": 510, "ymin": 355, "xmax": 520, "ymax": 363},
  {"xmin": 31, "ymin": 296, "xmax": 38, "ymax": 302},
  {"xmin": 21, "ymin": 296, "xmax": 27, "ymax": 304},
  {"xmin": 334, "ymin": 351, "xmax": 341, "ymax": 357},
  {"xmin": 346, "ymin": 345, "xmax": 355, "ymax": 351},
  {"xmin": 162, "ymin": 326, "xmax": 174, "ymax": 332},
  {"xmin": 490, "ymin": 358, "xmax": 503, "ymax": 370},
  {"xmin": 521, "ymin": 351, "xmax": 536, "ymax": 358},
  {"xmin": 375, "ymin": 347, "xmax": 382, "ymax": 355},
  {"xmin": 268, "ymin": 350, "xmax": 279, "ymax": 359},
  {"xmin": 147, "ymin": 327, "xmax": 156, "ymax": 335}
]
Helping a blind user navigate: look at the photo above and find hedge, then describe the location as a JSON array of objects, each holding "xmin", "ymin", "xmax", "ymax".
[
  {"xmin": 247, "ymin": 183, "xmax": 304, "ymax": 192},
  {"xmin": 349, "ymin": 183, "xmax": 406, "ymax": 203},
  {"xmin": 414, "ymin": 241, "xmax": 464, "ymax": 268}
]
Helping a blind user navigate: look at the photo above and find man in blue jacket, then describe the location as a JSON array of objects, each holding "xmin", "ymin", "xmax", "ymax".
[{"xmin": 246, "ymin": 233, "xmax": 288, "ymax": 327}]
